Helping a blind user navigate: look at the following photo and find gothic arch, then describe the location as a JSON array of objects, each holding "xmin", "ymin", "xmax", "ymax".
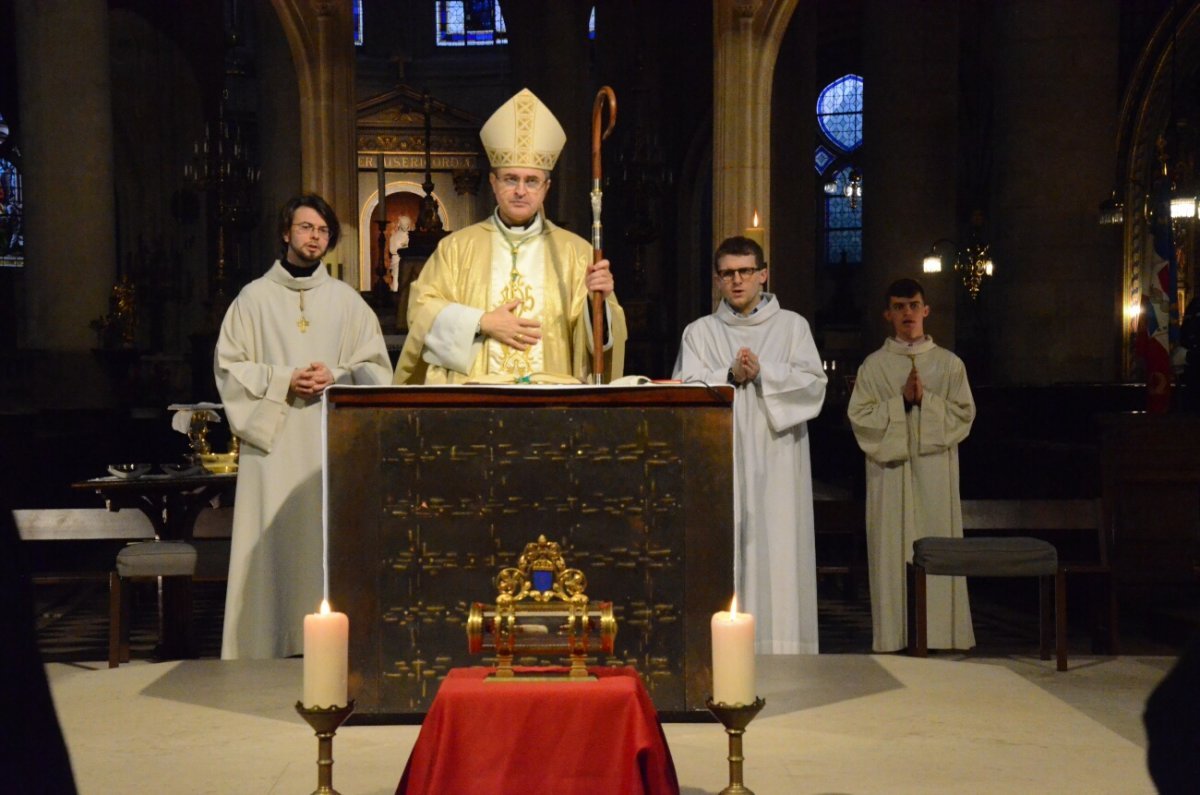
[{"xmin": 1120, "ymin": 1, "xmax": 1200, "ymax": 376}]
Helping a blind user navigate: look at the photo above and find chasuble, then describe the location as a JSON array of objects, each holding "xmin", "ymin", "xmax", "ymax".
[
  {"xmin": 673, "ymin": 295, "xmax": 827, "ymax": 654},
  {"xmin": 392, "ymin": 216, "xmax": 626, "ymax": 384},
  {"xmin": 848, "ymin": 336, "xmax": 976, "ymax": 653},
  {"xmin": 215, "ymin": 262, "xmax": 390, "ymax": 659}
]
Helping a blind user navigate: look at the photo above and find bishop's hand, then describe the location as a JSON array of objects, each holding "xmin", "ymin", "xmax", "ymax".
[
  {"xmin": 586, "ymin": 258, "xmax": 614, "ymax": 298},
  {"xmin": 481, "ymin": 300, "xmax": 543, "ymax": 351}
]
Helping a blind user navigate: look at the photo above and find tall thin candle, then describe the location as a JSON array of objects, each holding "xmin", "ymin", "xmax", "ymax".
[{"xmin": 376, "ymin": 155, "xmax": 388, "ymax": 227}]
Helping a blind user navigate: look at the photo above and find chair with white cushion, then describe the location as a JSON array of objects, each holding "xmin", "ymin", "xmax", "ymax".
[{"xmin": 108, "ymin": 540, "xmax": 197, "ymax": 667}]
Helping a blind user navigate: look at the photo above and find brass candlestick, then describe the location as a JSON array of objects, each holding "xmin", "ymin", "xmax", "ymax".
[
  {"xmin": 706, "ymin": 697, "xmax": 766, "ymax": 795},
  {"xmin": 295, "ymin": 700, "xmax": 355, "ymax": 795}
]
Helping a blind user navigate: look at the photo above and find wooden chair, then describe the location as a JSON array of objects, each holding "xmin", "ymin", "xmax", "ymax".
[
  {"xmin": 108, "ymin": 540, "xmax": 197, "ymax": 667},
  {"xmin": 907, "ymin": 536, "xmax": 1067, "ymax": 671}
]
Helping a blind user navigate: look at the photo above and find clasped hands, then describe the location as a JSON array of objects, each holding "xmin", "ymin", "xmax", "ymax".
[
  {"xmin": 902, "ymin": 364, "xmax": 924, "ymax": 405},
  {"xmin": 290, "ymin": 362, "xmax": 334, "ymax": 399},
  {"xmin": 480, "ymin": 259, "xmax": 614, "ymax": 351},
  {"xmin": 731, "ymin": 347, "xmax": 760, "ymax": 385}
]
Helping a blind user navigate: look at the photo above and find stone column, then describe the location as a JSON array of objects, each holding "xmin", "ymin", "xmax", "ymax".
[
  {"xmin": 14, "ymin": 0, "xmax": 117, "ymax": 351},
  {"xmin": 270, "ymin": 0, "xmax": 359, "ymax": 282},
  {"xmin": 712, "ymin": 0, "xmax": 798, "ymax": 261}
]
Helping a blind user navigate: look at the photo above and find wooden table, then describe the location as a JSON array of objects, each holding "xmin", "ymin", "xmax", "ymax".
[
  {"xmin": 71, "ymin": 471, "xmax": 236, "ymax": 657},
  {"xmin": 396, "ymin": 667, "xmax": 680, "ymax": 795},
  {"xmin": 71, "ymin": 471, "xmax": 236, "ymax": 542}
]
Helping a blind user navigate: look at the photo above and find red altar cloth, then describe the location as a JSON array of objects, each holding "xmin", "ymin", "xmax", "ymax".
[{"xmin": 396, "ymin": 667, "xmax": 680, "ymax": 795}]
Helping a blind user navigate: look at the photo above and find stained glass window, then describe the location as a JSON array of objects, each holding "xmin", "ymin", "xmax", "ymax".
[
  {"xmin": 353, "ymin": 0, "xmax": 363, "ymax": 46},
  {"xmin": 824, "ymin": 167, "xmax": 861, "ymax": 265},
  {"xmin": 814, "ymin": 144, "xmax": 835, "ymax": 175},
  {"xmin": 816, "ymin": 75, "xmax": 863, "ymax": 266},
  {"xmin": 0, "ymin": 113, "xmax": 22, "ymax": 268},
  {"xmin": 816, "ymin": 74, "xmax": 863, "ymax": 153},
  {"xmin": 589, "ymin": 7, "xmax": 596, "ymax": 40},
  {"xmin": 436, "ymin": 1, "xmax": 508, "ymax": 47}
]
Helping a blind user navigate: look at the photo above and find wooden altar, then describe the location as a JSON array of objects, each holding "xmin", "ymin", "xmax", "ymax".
[{"xmin": 324, "ymin": 384, "xmax": 734, "ymax": 721}]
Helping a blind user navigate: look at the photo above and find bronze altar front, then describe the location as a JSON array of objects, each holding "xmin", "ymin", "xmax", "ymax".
[{"xmin": 324, "ymin": 384, "xmax": 734, "ymax": 720}]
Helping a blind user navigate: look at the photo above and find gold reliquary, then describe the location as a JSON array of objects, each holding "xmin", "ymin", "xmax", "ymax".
[{"xmin": 467, "ymin": 535, "xmax": 616, "ymax": 680}]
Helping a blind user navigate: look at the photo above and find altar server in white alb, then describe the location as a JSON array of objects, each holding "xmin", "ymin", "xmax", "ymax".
[
  {"xmin": 848, "ymin": 278, "xmax": 976, "ymax": 653},
  {"xmin": 215, "ymin": 194, "xmax": 391, "ymax": 659},
  {"xmin": 673, "ymin": 236, "xmax": 827, "ymax": 654},
  {"xmin": 392, "ymin": 87, "xmax": 626, "ymax": 385}
]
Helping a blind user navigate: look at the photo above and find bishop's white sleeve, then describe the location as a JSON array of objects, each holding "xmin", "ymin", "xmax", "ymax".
[
  {"xmin": 847, "ymin": 359, "xmax": 910, "ymax": 464},
  {"xmin": 581, "ymin": 300, "xmax": 615, "ymax": 352},
  {"xmin": 758, "ymin": 317, "xmax": 827, "ymax": 433},
  {"xmin": 422, "ymin": 302, "xmax": 486, "ymax": 375}
]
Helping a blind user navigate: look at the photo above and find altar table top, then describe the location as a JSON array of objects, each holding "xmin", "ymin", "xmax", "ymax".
[{"xmin": 396, "ymin": 667, "xmax": 680, "ymax": 795}]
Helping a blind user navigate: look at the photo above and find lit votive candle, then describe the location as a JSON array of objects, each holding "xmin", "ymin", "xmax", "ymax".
[
  {"xmin": 303, "ymin": 600, "xmax": 349, "ymax": 708},
  {"xmin": 711, "ymin": 595, "xmax": 755, "ymax": 705}
]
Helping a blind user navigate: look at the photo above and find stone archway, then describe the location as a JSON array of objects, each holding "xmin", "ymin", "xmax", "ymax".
[
  {"xmin": 267, "ymin": 0, "xmax": 360, "ymax": 281},
  {"xmin": 1120, "ymin": 1, "xmax": 1200, "ymax": 379}
]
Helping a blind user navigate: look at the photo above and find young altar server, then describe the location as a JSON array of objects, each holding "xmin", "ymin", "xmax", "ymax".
[
  {"xmin": 847, "ymin": 277, "xmax": 976, "ymax": 652},
  {"xmin": 392, "ymin": 87, "xmax": 626, "ymax": 384},
  {"xmin": 215, "ymin": 194, "xmax": 391, "ymax": 659},
  {"xmin": 672, "ymin": 235, "xmax": 828, "ymax": 653}
]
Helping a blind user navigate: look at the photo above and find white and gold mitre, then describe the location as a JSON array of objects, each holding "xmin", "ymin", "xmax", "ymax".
[{"xmin": 480, "ymin": 88, "xmax": 566, "ymax": 171}]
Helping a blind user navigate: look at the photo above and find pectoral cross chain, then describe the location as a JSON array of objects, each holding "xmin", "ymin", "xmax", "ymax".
[{"xmin": 298, "ymin": 289, "xmax": 310, "ymax": 333}]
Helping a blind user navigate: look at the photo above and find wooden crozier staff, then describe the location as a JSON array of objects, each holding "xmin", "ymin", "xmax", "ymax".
[{"xmin": 590, "ymin": 86, "xmax": 617, "ymax": 383}]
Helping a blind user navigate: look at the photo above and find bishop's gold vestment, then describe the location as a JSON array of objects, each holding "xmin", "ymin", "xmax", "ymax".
[{"xmin": 393, "ymin": 217, "xmax": 626, "ymax": 384}]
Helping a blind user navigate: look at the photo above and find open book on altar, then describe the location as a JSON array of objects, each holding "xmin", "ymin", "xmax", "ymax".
[
  {"xmin": 465, "ymin": 372, "xmax": 583, "ymax": 385},
  {"xmin": 464, "ymin": 373, "xmax": 654, "ymax": 386}
]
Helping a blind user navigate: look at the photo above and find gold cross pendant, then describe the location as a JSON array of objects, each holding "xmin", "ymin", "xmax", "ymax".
[{"xmin": 298, "ymin": 317, "xmax": 310, "ymax": 333}]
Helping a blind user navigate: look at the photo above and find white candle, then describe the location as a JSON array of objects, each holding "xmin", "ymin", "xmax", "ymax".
[
  {"xmin": 303, "ymin": 600, "xmax": 349, "ymax": 708},
  {"xmin": 743, "ymin": 210, "xmax": 765, "ymax": 249},
  {"xmin": 711, "ymin": 595, "xmax": 755, "ymax": 706}
]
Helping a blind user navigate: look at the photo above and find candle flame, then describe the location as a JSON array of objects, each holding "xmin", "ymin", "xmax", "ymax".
[
  {"xmin": 319, "ymin": 599, "xmax": 332, "ymax": 615},
  {"xmin": 730, "ymin": 594, "xmax": 738, "ymax": 616},
  {"xmin": 751, "ymin": 210, "xmax": 760, "ymax": 228}
]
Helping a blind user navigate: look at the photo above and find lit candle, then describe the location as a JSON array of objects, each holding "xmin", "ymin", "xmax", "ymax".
[
  {"xmin": 303, "ymin": 600, "xmax": 349, "ymax": 708},
  {"xmin": 743, "ymin": 210, "xmax": 765, "ymax": 249},
  {"xmin": 711, "ymin": 595, "xmax": 755, "ymax": 705}
]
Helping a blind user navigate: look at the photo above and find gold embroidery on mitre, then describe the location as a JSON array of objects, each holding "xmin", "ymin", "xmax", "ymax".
[{"xmin": 480, "ymin": 88, "xmax": 566, "ymax": 171}]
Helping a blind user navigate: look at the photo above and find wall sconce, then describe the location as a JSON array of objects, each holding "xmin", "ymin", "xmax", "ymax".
[
  {"xmin": 1169, "ymin": 190, "xmax": 1197, "ymax": 219},
  {"xmin": 919, "ymin": 237, "xmax": 995, "ymax": 299},
  {"xmin": 845, "ymin": 169, "xmax": 863, "ymax": 210},
  {"xmin": 921, "ymin": 238, "xmax": 954, "ymax": 273}
]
